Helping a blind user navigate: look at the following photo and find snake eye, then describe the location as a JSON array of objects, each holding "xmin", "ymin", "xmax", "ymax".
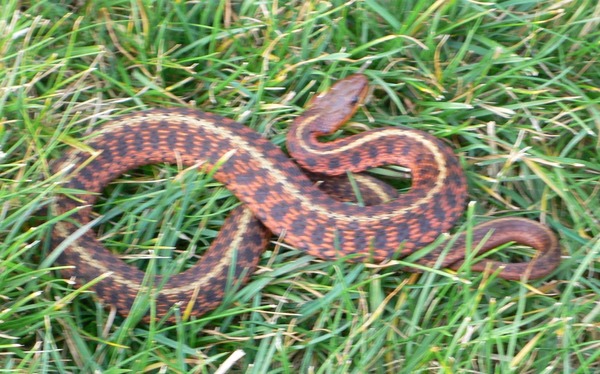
[{"xmin": 350, "ymin": 96, "xmax": 359, "ymax": 105}]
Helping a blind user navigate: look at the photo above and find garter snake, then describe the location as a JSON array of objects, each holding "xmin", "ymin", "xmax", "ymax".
[{"xmin": 51, "ymin": 74, "xmax": 561, "ymax": 321}]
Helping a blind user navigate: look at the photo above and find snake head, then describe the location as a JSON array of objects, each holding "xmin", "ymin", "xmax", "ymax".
[{"xmin": 306, "ymin": 74, "xmax": 369, "ymax": 136}]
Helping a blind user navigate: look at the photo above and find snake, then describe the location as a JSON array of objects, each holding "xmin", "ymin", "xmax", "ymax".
[{"xmin": 51, "ymin": 74, "xmax": 561, "ymax": 321}]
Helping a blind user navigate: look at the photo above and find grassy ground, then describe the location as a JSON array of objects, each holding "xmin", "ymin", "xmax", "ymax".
[{"xmin": 1, "ymin": 0, "xmax": 599, "ymax": 372}]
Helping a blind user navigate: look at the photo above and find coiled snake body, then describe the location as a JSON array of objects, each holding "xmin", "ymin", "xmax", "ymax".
[{"xmin": 52, "ymin": 74, "xmax": 560, "ymax": 321}]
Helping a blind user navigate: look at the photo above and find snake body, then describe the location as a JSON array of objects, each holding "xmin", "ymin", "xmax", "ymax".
[{"xmin": 52, "ymin": 74, "xmax": 561, "ymax": 321}]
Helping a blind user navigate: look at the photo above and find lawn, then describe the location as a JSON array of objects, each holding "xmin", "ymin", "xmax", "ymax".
[{"xmin": 1, "ymin": 0, "xmax": 599, "ymax": 372}]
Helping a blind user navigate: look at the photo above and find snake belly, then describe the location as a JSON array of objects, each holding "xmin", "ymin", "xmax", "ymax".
[{"xmin": 51, "ymin": 74, "xmax": 561, "ymax": 321}]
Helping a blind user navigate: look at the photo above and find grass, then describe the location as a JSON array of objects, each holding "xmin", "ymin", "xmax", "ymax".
[{"xmin": 1, "ymin": 0, "xmax": 599, "ymax": 372}]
